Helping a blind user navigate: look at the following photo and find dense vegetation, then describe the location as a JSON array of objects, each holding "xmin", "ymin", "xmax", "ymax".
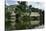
[{"xmin": 5, "ymin": 1, "xmax": 44, "ymax": 30}]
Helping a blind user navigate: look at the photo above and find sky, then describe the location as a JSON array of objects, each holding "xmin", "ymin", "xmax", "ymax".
[
  {"xmin": 6, "ymin": 0, "xmax": 17, "ymax": 5},
  {"xmin": 6, "ymin": 0, "xmax": 45, "ymax": 10}
]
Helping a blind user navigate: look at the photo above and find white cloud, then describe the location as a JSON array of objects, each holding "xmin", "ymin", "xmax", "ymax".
[
  {"xmin": 17, "ymin": 0, "xmax": 45, "ymax": 2},
  {"xmin": 6, "ymin": 0, "xmax": 16, "ymax": 1},
  {"xmin": 27, "ymin": 1, "xmax": 45, "ymax": 10},
  {"xmin": 6, "ymin": 0, "xmax": 45, "ymax": 10},
  {"xmin": 6, "ymin": 3, "xmax": 9, "ymax": 6},
  {"xmin": 6, "ymin": 0, "xmax": 18, "ymax": 6}
]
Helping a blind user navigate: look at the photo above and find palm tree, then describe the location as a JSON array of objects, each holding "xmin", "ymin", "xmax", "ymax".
[
  {"xmin": 15, "ymin": 1, "xmax": 32, "ymax": 29},
  {"xmin": 15, "ymin": 1, "xmax": 27, "ymax": 22}
]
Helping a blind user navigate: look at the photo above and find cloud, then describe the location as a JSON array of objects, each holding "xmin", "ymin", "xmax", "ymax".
[
  {"xmin": 6, "ymin": 0, "xmax": 45, "ymax": 10},
  {"xmin": 6, "ymin": 0, "xmax": 16, "ymax": 1},
  {"xmin": 6, "ymin": 0, "xmax": 18, "ymax": 6},
  {"xmin": 27, "ymin": 1, "xmax": 44, "ymax": 10},
  {"xmin": 6, "ymin": 1, "xmax": 9, "ymax": 6}
]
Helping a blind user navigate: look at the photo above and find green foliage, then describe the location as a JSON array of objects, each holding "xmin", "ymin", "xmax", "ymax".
[
  {"xmin": 5, "ymin": 1, "xmax": 44, "ymax": 30},
  {"xmin": 5, "ymin": 6, "xmax": 12, "ymax": 30},
  {"xmin": 15, "ymin": 1, "xmax": 27, "ymax": 13}
]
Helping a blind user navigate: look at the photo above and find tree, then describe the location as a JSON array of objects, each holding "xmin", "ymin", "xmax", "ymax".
[
  {"xmin": 15, "ymin": 1, "xmax": 32, "ymax": 29},
  {"xmin": 15, "ymin": 1, "xmax": 27, "ymax": 22},
  {"xmin": 5, "ymin": 5, "xmax": 12, "ymax": 30}
]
